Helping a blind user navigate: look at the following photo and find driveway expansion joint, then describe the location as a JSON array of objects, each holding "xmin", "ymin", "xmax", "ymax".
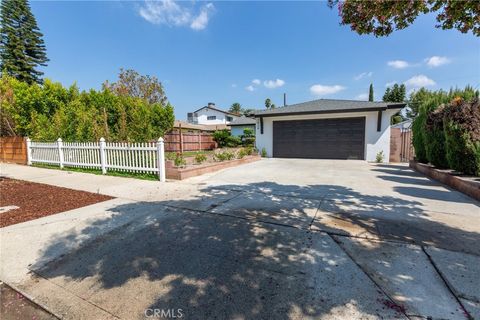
[{"xmin": 421, "ymin": 246, "xmax": 474, "ymax": 320}]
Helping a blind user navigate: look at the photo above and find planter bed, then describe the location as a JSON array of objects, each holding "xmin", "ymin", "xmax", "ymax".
[
  {"xmin": 409, "ymin": 161, "xmax": 480, "ymax": 201},
  {"xmin": 166, "ymin": 155, "xmax": 260, "ymax": 180},
  {"xmin": 0, "ymin": 178, "xmax": 113, "ymax": 227}
]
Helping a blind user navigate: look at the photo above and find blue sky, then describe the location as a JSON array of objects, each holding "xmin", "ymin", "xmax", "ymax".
[{"xmin": 32, "ymin": 1, "xmax": 480, "ymax": 119}]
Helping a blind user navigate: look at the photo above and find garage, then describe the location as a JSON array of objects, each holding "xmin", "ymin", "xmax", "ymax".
[
  {"xmin": 254, "ymin": 99, "xmax": 406, "ymax": 162},
  {"xmin": 272, "ymin": 117, "xmax": 365, "ymax": 159}
]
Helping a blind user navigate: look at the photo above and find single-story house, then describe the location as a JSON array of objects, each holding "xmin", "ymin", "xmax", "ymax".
[
  {"xmin": 229, "ymin": 117, "xmax": 256, "ymax": 137},
  {"xmin": 254, "ymin": 99, "xmax": 405, "ymax": 162},
  {"xmin": 187, "ymin": 103, "xmax": 240, "ymax": 125}
]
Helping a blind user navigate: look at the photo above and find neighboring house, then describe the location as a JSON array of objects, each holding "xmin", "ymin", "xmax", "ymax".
[
  {"xmin": 229, "ymin": 117, "xmax": 256, "ymax": 137},
  {"xmin": 254, "ymin": 99, "xmax": 405, "ymax": 162},
  {"xmin": 391, "ymin": 119, "xmax": 413, "ymax": 130},
  {"xmin": 187, "ymin": 103, "xmax": 240, "ymax": 125}
]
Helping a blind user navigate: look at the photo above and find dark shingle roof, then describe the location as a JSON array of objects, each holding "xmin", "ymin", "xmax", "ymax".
[
  {"xmin": 254, "ymin": 99, "xmax": 405, "ymax": 117},
  {"xmin": 229, "ymin": 117, "xmax": 256, "ymax": 126}
]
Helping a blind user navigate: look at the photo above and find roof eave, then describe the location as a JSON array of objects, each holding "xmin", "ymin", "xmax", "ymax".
[{"xmin": 254, "ymin": 106, "xmax": 390, "ymax": 118}]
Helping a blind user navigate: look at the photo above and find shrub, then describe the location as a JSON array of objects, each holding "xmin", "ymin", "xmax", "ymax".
[
  {"xmin": 174, "ymin": 152, "xmax": 186, "ymax": 167},
  {"xmin": 424, "ymin": 103, "xmax": 449, "ymax": 168},
  {"xmin": 242, "ymin": 127, "xmax": 255, "ymax": 146},
  {"xmin": 261, "ymin": 148, "xmax": 267, "ymax": 157},
  {"xmin": 226, "ymin": 135, "xmax": 241, "ymax": 147},
  {"xmin": 212, "ymin": 129, "xmax": 231, "ymax": 147},
  {"xmin": 443, "ymin": 98, "xmax": 480, "ymax": 175},
  {"xmin": 194, "ymin": 153, "xmax": 207, "ymax": 164},
  {"xmin": 237, "ymin": 148, "xmax": 248, "ymax": 159},
  {"xmin": 412, "ymin": 112, "xmax": 428, "ymax": 163},
  {"xmin": 214, "ymin": 150, "xmax": 235, "ymax": 161},
  {"xmin": 375, "ymin": 151, "xmax": 384, "ymax": 163},
  {"xmin": 243, "ymin": 146, "xmax": 255, "ymax": 155}
]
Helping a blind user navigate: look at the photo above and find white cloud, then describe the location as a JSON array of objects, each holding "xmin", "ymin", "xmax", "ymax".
[
  {"xmin": 425, "ymin": 56, "xmax": 450, "ymax": 67},
  {"xmin": 404, "ymin": 75, "xmax": 436, "ymax": 88},
  {"xmin": 354, "ymin": 72, "xmax": 373, "ymax": 81},
  {"xmin": 385, "ymin": 81, "xmax": 398, "ymax": 87},
  {"xmin": 245, "ymin": 85, "xmax": 255, "ymax": 92},
  {"xmin": 138, "ymin": 0, "xmax": 214, "ymax": 31},
  {"xmin": 263, "ymin": 79, "xmax": 285, "ymax": 89},
  {"xmin": 355, "ymin": 93, "xmax": 369, "ymax": 101},
  {"xmin": 251, "ymin": 79, "xmax": 261, "ymax": 85},
  {"xmin": 190, "ymin": 3, "xmax": 214, "ymax": 30},
  {"xmin": 310, "ymin": 84, "xmax": 345, "ymax": 96},
  {"xmin": 387, "ymin": 60, "xmax": 410, "ymax": 69}
]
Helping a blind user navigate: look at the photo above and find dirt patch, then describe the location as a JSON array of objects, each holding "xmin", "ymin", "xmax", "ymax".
[
  {"xmin": 0, "ymin": 178, "xmax": 113, "ymax": 228},
  {"xmin": 0, "ymin": 282, "xmax": 58, "ymax": 320}
]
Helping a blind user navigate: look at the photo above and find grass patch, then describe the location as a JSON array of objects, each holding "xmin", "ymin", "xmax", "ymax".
[{"xmin": 32, "ymin": 163, "xmax": 160, "ymax": 181}]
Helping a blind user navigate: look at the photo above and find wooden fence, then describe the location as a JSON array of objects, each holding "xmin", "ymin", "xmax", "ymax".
[
  {"xmin": 0, "ymin": 136, "xmax": 27, "ymax": 164},
  {"xmin": 390, "ymin": 128, "xmax": 414, "ymax": 162},
  {"xmin": 164, "ymin": 129, "xmax": 216, "ymax": 152},
  {"xmin": 27, "ymin": 137, "xmax": 166, "ymax": 181}
]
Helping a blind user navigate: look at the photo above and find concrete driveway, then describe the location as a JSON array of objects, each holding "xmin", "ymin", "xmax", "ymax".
[{"xmin": 1, "ymin": 160, "xmax": 479, "ymax": 319}]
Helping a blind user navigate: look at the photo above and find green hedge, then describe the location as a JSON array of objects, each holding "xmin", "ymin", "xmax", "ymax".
[
  {"xmin": 443, "ymin": 99, "xmax": 480, "ymax": 175},
  {"xmin": 0, "ymin": 75, "xmax": 174, "ymax": 142},
  {"xmin": 411, "ymin": 87, "xmax": 479, "ymax": 176}
]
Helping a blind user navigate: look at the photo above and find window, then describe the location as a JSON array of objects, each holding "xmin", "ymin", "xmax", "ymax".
[
  {"xmin": 207, "ymin": 116, "xmax": 216, "ymax": 120},
  {"xmin": 226, "ymin": 116, "xmax": 233, "ymax": 122}
]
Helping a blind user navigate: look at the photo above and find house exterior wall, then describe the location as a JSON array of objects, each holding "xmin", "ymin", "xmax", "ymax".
[
  {"xmin": 195, "ymin": 108, "xmax": 239, "ymax": 125},
  {"xmin": 255, "ymin": 110, "xmax": 397, "ymax": 162},
  {"xmin": 231, "ymin": 125, "xmax": 255, "ymax": 137}
]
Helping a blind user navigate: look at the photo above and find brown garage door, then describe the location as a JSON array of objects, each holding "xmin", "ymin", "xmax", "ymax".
[{"xmin": 272, "ymin": 117, "xmax": 365, "ymax": 159}]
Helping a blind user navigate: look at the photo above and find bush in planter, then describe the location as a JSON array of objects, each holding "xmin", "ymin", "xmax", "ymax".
[
  {"xmin": 443, "ymin": 98, "xmax": 480, "ymax": 176},
  {"xmin": 226, "ymin": 135, "xmax": 241, "ymax": 147},
  {"xmin": 424, "ymin": 102, "xmax": 449, "ymax": 168},
  {"xmin": 214, "ymin": 150, "xmax": 235, "ymax": 161},
  {"xmin": 412, "ymin": 110, "xmax": 428, "ymax": 163},
  {"xmin": 242, "ymin": 128, "xmax": 255, "ymax": 146},
  {"xmin": 174, "ymin": 152, "xmax": 186, "ymax": 167},
  {"xmin": 212, "ymin": 129, "xmax": 231, "ymax": 147},
  {"xmin": 194, "ymin": 153, "xmax": 207, "ymax": 164}
]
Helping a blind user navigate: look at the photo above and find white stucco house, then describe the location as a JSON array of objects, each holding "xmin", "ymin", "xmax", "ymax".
[
  {"xmin": 254, "ymin": 99, "xmax": 405, "ymax": 162},
  {"xmin": 187, "ymin": 103, "xmax": 240, "ymax": 125},
  {"xmin": 229, "ymin": 117, "xmax": 256, "ymax": 137}
]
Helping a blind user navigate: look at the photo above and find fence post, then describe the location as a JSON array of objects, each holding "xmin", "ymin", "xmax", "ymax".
[
  {"xmin": 157, "ymin": 137, "xmax": 166, "ymax": 182},
  {"xmin": 99, "ymin": 137, "xmax": 107, "ymax": 174},
  {"xmin": 26, "ymin": 137, "xmax": 32, "ymax": 165},
  {"xmin": 179, "ymin": 126, "xmax": 184, "ymax": 153},
  {"xmin": 57, "ymin": 138, "xmax": 64, "ymax": 168},
  {"xmin": 198, "ymin": 131, "xmax": 201, "ymax": 151}
]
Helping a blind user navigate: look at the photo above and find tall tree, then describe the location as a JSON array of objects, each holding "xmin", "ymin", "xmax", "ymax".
[
  {"xmin": 383, "ymin": 84, "xmax": 407, "ymax": 124},
  {"xmin": 265, "ymin": 98, "xmax": 271, "ymax": 109},
  {"xmin": 383, "ymin": 84, "xmax": 406, "ymax": 102},
  {"xmin": 328, "ymin": 0, "xmax": 480, "ymax": 37},
  {"xmin": 103, "ymin": 69, "xmax": 168, "ymax": 106},
  {"xmin": 368, "ymin": 83, "xmax": 374, "ymax": 101},
  {"xmin": 0, "ymin": 0, "xmax": 48, "ymax": 84},
  {"xmin": 229, "ymin": 102, "xmax": 242, "ymax": 114},
  {"xmin": 265, "ymin": 98, "xmax": 276, "ymax": 109}
]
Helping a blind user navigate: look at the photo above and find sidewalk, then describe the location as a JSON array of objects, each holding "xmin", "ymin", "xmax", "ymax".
[{"xmin": 0, "ymin": 163, "xmax": 201, "ymax": 202}]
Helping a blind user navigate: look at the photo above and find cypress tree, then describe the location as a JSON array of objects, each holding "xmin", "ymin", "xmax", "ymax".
[
  {"xmin": 0, "ymin": 0, "xmax": 48, "ymax": 84},
  {"xmin": 368, "ymin": 83, "xmax": 374, "ymax": 101}
]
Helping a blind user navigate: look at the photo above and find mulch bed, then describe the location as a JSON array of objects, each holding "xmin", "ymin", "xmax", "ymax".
[
  {"xmin": 0, "ymin": 282, "xmax": 58, "ymax": 320},
  {"xmin": 0, "ymin": 178, "xmax": 113, "ymax": 228}
]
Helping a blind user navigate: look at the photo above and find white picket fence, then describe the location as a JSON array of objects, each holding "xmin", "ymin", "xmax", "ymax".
[{"xmin": 26, "ymin": 137, "xmax": 166, "ymax": 181}]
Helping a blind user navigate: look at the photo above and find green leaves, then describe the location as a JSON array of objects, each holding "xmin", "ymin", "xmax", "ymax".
[
  {"xmin": 0, "ymin": 73, "xmax": 175, "ymax": 142},
  {"xmin": 0, "ymin": 0, "xmax": 49, "ymax": 84},
  {"xmin": 329, "ymin": 0, "xmax": 480, "ymax": 37}
]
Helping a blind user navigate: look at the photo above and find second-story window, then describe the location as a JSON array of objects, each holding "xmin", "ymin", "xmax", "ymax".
[
  {"xmin": 207, "ymin": 116, "xmax": 216, "ymax": 120},
  {"xmin": 226, "ymin": 116, "xmax": 233, "ymax": 122}
]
